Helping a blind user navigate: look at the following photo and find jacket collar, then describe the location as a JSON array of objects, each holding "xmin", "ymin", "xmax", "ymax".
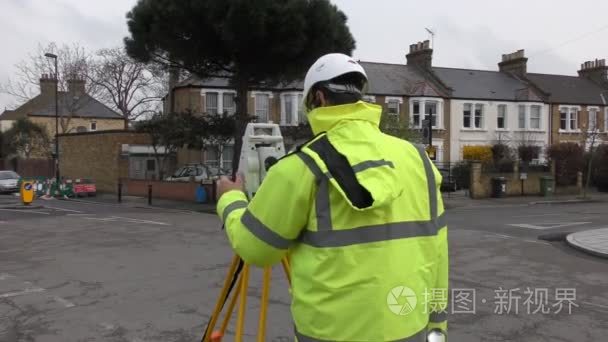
[{"xmin": 306, "ymin": 101, "xmax": 383, "ymax": 135}]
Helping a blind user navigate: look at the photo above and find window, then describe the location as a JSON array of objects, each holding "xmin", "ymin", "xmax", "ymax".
[
  {"xmin": 255, "ymin": 94, "xmax": 270, "ymax": 122},
  {"xmin": 411, "ymin": 98, "xmax": 442, "ymax": 128},
  {"xmin": 206, "ymin": 92, "xmax": 219, "ymax": 114},
  {"xmin": 588, "ymin": 108, "xmax": 598, "ymax": 131},
  {"xmin": 474, "ymin": 104, "xmax": 483, "ymax": 128},
  {"xmin": 387, "ymin": 100, "xmax": 400, "ymax": 117},
  {"xmin": 90, "ymin": 122, "xmax": 97, "ymax": 131},
  {"xmin": 463, "ymin": 103, "xmax": 471, "ymax": 128},
  {"xmin": 297, "ymin": 94, "xmax": 305, "ymax": 124},
  {"xmin": 530, "ymin": 105, "xmax": 541, "ymax": 129},
  {"xmin": 284, "ymin": 95, "xmax": 293, "ymax": 124},
  {"xmin": 559, "ymin": 106, "xmax": 579, "ymax": 132},
  {"xmin": 413, "ymin": 101, "xmax": 421, "ymax": 127},
  {"xmin": 281, "ymin": 93, "xmax": 304, "ymax": 125},
  {"xmin": 223, "ymin": 93, "xmax": 236, "ymax": 115},
  {"xmin": 497, "ymin": 105, "xmax": 506, "ymax": 129},
  {"xmin": 518, "ymin": 105, "xmax": 526, "ymax": 129},
  {"xmin": 146, "ymin": 159, "xmax": 155, "ymax": 172},
  {"xmin": 425, "ymin": 101, "xmax": 438, "ymax": 127}
]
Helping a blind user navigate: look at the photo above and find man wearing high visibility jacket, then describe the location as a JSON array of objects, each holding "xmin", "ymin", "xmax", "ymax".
[{"xmin": 216, "ymin": 53, "xmax": 449, "ymax": 342}]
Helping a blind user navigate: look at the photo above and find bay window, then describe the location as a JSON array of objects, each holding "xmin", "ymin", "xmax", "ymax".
[
  {"xmin": 530, "ymin": 105, "xmax": 541, "ymax": 129},
  {"xmin": 387, "ymin": 100, "xmax": 400, "ymax": 117},
  {"xmin": 206, "ymin": 92, "xmax": 219, "ymax": 114},
  {"xmin": 559, "ymin": 106, "xmax": 579, "ymax": 132},
  {"xmin": 588, "ymin": 107, "xmax": 598, "ymax": 131},
  {"xmin": 202, "ymin": 89, "xmax": 237, "ymax": 115},
  {"xmin": 463, "ymin": 102, "xmax": 483, "ymax": 129},
  {"xmin": 517, "ymin": 103, "xmax": 544, "ymax": 130},
  {"xmin": 518, "ymin": 105, "xmax": 526, "ymax": 129},
  {"xmin": 410, "ymin": 98, "xmax": 442, "ymax": 129},
  {"xmin": 497, "ymin": 104, "xmax": 506, "ymax": 129},
  {"xmin": 254, "ymin": 93, "xmax": 270, "ymax": 122},
  {"xmin": 280, "ymin": 92, "xmax": 305, "ymax": 125}
]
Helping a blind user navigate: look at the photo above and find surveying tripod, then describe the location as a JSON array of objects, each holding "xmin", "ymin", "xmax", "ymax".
[{"xmin": 201, "ymin": 123, "xmax": 289, "ymax": 342}]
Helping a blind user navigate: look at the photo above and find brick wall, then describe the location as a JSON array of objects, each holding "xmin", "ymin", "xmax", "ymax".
[
  {"xmin": 469, "ymin": 162, "xmax": 553, "ymax": 198},
  {"xmin": 59, "ymin": 131, "xmax": 151, "ymax": 193},
  {"xmin": 122, "ymin": 179, "xmax": 215, "ymax": 202},
  {"xmin": 30, "ymin": 116, "xmax": 125, "ymax": 136}
]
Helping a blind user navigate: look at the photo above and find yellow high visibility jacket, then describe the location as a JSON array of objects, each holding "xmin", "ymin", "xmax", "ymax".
[{"xmin": 217, "ymin": 101, "xmax": 448, "ymax": 341}]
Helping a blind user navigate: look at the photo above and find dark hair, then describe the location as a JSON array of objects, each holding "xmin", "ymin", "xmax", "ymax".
[{"xmin": 309, "ymin": 72, "xmax": 366, "ymax": 108}]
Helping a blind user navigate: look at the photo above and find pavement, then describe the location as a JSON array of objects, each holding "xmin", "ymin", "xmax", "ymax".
[
  {"xmin": 1, "ymin": 193, "xmax": 608, "ymax": 341},
  {"xmin": 62, "ymin": 193, "xmax": 217, "ymax": 214}
]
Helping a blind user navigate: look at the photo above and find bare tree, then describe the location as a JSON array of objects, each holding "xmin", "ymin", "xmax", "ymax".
[
  {"xmin": 0, "ymin": 42, "xmax": 98, "ymax": 133},
  {"xmin": 90, "ymin": 47, "xmax": 164, "ymax": 129},
  {"xmin": 581, "ymin": 119, "xmax": 602, "ymax": 198}
]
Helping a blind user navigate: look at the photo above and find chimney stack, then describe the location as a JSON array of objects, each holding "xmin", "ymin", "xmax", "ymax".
[
  {"xmin": 406, "ymin": 40, "xmax": 433, "ymax": 70},
  {"xmin": 67, "ymin": 75, "xmax": 86, "ymax": 97},
  {"xmin": 578, "ymin": 58, "xmax": 608, "ymax": 87},
  {"xmin": 498, "ymin": 49, "xmax": 528, "ymax": 77},
  {"xmin": 39, "ymin": 74, "xmax": 57, "ymax": 97}
]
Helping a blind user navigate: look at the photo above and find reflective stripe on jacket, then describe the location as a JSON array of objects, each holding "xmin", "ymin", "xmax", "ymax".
[{"xmin": 217, "ymin": 101, "xmax": 448, "ymax": 341}]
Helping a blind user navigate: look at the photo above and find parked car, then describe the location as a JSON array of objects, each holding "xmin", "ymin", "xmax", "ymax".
[
  {"xmin": 0, "ymin": 170, "xmax": 20, "ymax": 194},
  {"xmin": 438, "ymin": 168, "xmax": 458, "ymax": 192},
  {"xmin": 165, "ymin": 164, "xmax": 212, "ymax": 182}
]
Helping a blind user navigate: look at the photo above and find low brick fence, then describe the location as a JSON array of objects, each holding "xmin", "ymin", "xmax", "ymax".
[
  {"xmin": 121, "ymin": 179, "xmax": 216, "ymax": 203},
  {"xmin": 469, "ymin": 162, "xmax": 583, "ymax": 199}
]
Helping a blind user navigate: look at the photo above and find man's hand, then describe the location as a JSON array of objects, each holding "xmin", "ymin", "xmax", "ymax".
[{"xmin": 216, "ymin": 174, "xmax": 245, "ymax": 201}]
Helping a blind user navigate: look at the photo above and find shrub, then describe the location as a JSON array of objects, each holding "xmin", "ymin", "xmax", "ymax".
[
  {"xmin": 547, "ymin": 142, "xmax": 584, "ymax": 186},
  {"xmin": 491, "ymin": 143, "xmax": 512, "ymax": 164},
  {"xmin": 518, "ymin": 145, "xmax": 541, "ymax": 163},
  {"xmin": 592, "ymin": 145, "xmax": 608, "ymax": 192},
  {"xmin": 463, "ymin": 145, "xmax": 493, "ymax": 162},
  {"xmin": 451, "ymin": 161, "xmax": 471, "ymax": 189}
]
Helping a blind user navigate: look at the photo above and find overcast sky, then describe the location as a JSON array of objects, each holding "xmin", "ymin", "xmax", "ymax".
[{"xmin": 1, "ymin": 0, "xmax": 607, "ymax": 110}]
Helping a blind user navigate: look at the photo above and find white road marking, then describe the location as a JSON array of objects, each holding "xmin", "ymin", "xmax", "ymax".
[
  {"xmin": 111, "ymin": 216, "xmax": 169, "ymax": 226},
  {"xmin": 84, "ymin": 216, "xmax": 169, "ymax": 226},
  {"xmin": 485, "ymin": 233, "xmax": 551, "ymax": 245},
  {"xmin": 67, "ymin": 213, "xmax": 93, "ymax": 216},
  {"xmin": 45, "ymin": 206, "xmax": 84, "ymax": 213},
  {"xmin": 507, "ymin": 222, "xmax": 592, "ymax": 230},
  {"xmin": 512, "ymin": 213, "xmax": 563, "ymax": 218},
  {"xmin": 51, "ymin": 295, "xmax": 76, "ymax": 308},
  {"xmin": 0, "ymin": 208, "xmax": 50, "ymax": 215},
  {"xmin": 0, "ymin": 287, "xmax": 45, "ymax": 298}
]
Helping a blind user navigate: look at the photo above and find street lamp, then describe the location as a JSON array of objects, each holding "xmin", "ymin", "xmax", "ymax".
[{"xmin": 44, "ymin": 52, "xmax": 60, "ymax": 189}]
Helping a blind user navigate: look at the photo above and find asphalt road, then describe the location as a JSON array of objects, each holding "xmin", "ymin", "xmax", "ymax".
[{"xmin": 1, "ymin": 195, "xmax": 607, "ymax": 341}]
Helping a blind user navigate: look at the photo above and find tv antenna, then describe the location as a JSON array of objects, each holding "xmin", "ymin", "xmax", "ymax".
[{"xmin": 425, "ymin": 27, "xmax": 435, "ymax": 49}]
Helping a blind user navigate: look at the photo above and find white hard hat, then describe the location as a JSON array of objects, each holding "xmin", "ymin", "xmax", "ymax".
[{"xmin": 302, "ymin": 53, "xmax": 367, "ymax": 111}]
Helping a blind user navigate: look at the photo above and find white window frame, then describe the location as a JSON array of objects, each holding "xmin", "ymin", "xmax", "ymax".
[
  {"xmin": 201, "ymin": 89, "xmax": 237, "ymax": 115},
  {"xmin": 90, "ymin": 121, "xmax": 97, "ymax": 131},
  {"xmin": 252, "ymin": 91, "xmax": 274, "ymax": 123},
  {"xmin": 515, "ymin": 102, "xmax": 544, "ymax": 131},
  {"xmin": 587, "ymin": 106, "xmax": 599, "ymax": 132},
  {"xmin": 461, "ymin": 102, "xmax": 484, "ymax": 130},
  {"xmin": 496, "ymin": 104, "xmax": 508, "ymax": 130},
  {"xmin": 385, "ymin": 96, "xmax": 401, "ymax": 118},
  {"xmin": 280, "ymin": 92, "xmax": 303, "ymax": 126},
  {"xmin": 409, "ymin": 97, "xmax": 443, "ymax": 129},
  {"xmin": 558, "ymin": 105, "xmax": 581, "ymax": 133}
]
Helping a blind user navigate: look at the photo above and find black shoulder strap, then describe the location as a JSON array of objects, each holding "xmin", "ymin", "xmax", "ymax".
[{"xmin": 308, "ymin": 135, "xmax": 373, "ymax": 209}]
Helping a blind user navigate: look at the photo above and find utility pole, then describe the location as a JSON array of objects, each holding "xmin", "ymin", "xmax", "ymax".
[{"xmin": 45, "ymin": 52, "xmax": 60, "ymax": 190}]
